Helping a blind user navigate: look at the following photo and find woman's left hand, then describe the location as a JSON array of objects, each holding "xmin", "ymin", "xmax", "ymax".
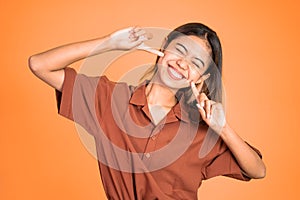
[
  {"xmin": 109, "ymin": 27, "xmax": 149, "ymax": 51},
  {"xmin": 190, "ymin": 77, "xmax": 226, "ymax": 134}
]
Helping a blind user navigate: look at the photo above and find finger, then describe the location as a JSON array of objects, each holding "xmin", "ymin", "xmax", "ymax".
[
  {"xmin": 199, "ymin": 92, "xmax": 208, "ymax": 108},
  {"xmin": 196, "ymin": 73, "xmax": 210, "ymax": 83},
  {"xmin": 129, "ymin": 26, "xmax": 140, "ymax": 34},
  {"xmin": 210, "ymin": 103, "xmax": 215, "ymax": 117},
  {"xmin": 131, "ymin": 32, "xmax": 151, "ymax": 44},
  {"xmin": 196, "ymin": 103, "xmax": 207, "ymax": 120},
  {"xmin": 138, "ymin": 34, "xmax": 153, "ymax": 42},
  {"xmin": 137, "ymin": 35, "xmax": 147, "ymax": 43},
  {"xmin": 191, "ymin": 81, "xmax": 200, "ymax": 100},
  {"xmin": 203, "ymin": 73, "xmax": 211, "ymax": 80},
  {"xmin": 195, "ymin": 73, "xmax": 210, "ymax": 84},
  {"xmin": 130, "ymin": 39, "xmax": 144, "ymax": 47},
  {"xmin": 137, "ymin": 43, "xmax": 164, "ymax": 56},
  {"xmin": 129, "ymin": 27, "xmax": 143, "ymax": 41},
  {"xmin": 134, "ymin": 29, "xmax": 148, "ymax": 37},
  {"xmin": 111, "ymin": 27, "xmax": 133, "ymax": 38},
  {"xmin": 130, "ymin": 27, "xmax": 151, "ymax": 39},
  {"xmin": 132, "ymin": 26, "xmax": 142, "ymax": 32},
  {"xmin": 130, "ymin": 34, "xmax": 147, "ymax": 44},
  {"xmin": 129, "ymin": 34, "xmax": 139, "ymax": 41},
  {"xmin": 133, "ymin": 29, "xmax": 146, "ymax": 37},
  {"xmin": 196, "ymin": 80, "xmax": 204, "ymax": 93},
  {"xmin": 195, "ymin": 73, "xmax": 210, "ymax": 91},
  {"xmin": 205, "ymin": 100, "xmax": 211, "ymax": 119}
]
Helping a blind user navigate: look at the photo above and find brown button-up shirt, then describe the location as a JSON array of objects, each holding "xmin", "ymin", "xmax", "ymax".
[{"xmin": 56, "ymin": 67, "xmax": 260, "ymax": 200}]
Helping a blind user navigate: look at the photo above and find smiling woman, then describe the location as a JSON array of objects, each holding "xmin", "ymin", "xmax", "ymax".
[
  {"xmin": 28, "ymin": 22, "xmax": 265, "ymax": 200},
  {"xmin": 156, "ymin": 36, "xmax": 211, "ymax": 88}
]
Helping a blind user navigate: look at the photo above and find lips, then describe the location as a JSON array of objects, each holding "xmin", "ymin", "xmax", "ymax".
[{"xmin": 167, "ymin": 65, "xmax": 184, "ymax": 80}]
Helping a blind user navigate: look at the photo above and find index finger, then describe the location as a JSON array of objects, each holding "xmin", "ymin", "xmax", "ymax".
[
  {"xmin": 191, "ymin": 81, "xmax": 200, "ymax": 100},
  {"xmin": 137, "ymin": 43, "xmax": 164, "ymax": 57},
  {"xmin": 195, "ymin": 73, "xmax": 210, "ymax": 92}
]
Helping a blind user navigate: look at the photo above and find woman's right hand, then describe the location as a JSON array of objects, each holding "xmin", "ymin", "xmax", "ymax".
[
  {"xmin": 28, "ymin": 26, "xmax": 151, "ymax": 91},
  {"xmin": 108, "ymin": 27, "xmax": 150, "ymax": 51}
]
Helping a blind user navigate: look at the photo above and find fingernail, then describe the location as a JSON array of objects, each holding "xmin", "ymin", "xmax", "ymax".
[
  {"xmin": 196, "ymin": 103, "xmax": 201, "ymax": 109},
  {"xmin": 207, "ymin": 113, "xmax": 210, "ymax": 119},
  {"xmin": 200, "ymin": 101, "xmax": 204, "ymax": 107},
  {"xmin": 191, "ymin": 82, "xmax": 196, "ymax": 88},
  {"xmin": 158, "ymin": 52, "xmax": 164, "ymax": 57}
]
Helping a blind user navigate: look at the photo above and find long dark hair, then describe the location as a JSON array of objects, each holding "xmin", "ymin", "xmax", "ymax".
[{"xmin": 140, "ymin": 23, "xmax": 223, "ymax": 121}]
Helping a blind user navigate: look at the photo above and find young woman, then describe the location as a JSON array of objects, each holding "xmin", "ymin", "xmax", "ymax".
[{"xmin": 29, "ymin": 23, "xmax": 266, "ymax": 199}]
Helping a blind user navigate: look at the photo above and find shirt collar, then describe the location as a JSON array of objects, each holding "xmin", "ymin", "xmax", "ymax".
[
  {"xmin": 129, "ymin": 82, "xmax": 190, "ymax": 123},
  {"xmin": 129, "ymin": 82, "xmax": 147, "ymax": 106}
]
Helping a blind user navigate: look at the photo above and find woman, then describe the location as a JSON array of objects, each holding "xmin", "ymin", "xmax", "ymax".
[{"xmin": 29, "ymin": 23, "xmax": 266, "ymax": 200}]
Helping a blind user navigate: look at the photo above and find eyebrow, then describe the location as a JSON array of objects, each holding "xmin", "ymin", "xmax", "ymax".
[{"xmin": 176, "ymin": 43, "xmax": 205, "ymax": 67}]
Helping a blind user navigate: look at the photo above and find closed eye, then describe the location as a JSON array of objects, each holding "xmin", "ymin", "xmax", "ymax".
[
  {"xmin": 176, "ymin": 47, "xmax": 185, "ymax": 55},
  {"xmin": 192, "ymin": 61, "xmax": 201, "ymax": 69},
  {"xmin": 175, "ymin": 43, "xmax": 188, "ymax": 55},
  {"xmin": 194, "ymin": 58, "xmax": 205, "ymax": 68}
]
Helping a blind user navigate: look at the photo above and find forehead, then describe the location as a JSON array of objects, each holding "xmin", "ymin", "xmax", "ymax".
[{"xmin": 167, "ymin": 35, "xmax": 211, "ymax": 55}]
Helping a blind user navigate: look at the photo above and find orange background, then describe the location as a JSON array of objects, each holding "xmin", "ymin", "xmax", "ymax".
[{"xmin": 1, "ymin": 0, "xmax": 299, "ymax": 199}]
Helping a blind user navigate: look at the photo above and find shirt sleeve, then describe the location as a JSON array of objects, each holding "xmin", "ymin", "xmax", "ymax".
[
  {"xmin": 55, "ymin": 67, "xmax": 77, "ymax": 121},
  {"xmin": 202, "ymin": 140, "xmax": 262, "ymax": 181},
  {"xmin": 55, "ymin": 67, "xmax": 111, "ymax": 136}
]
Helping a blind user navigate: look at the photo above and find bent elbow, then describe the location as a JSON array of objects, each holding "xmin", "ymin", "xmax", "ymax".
[
  {"xmin": 28, "ymin": 55, "xmax": 40, "ymax": 73},
  {"xmin": 244, "ymin": 163, "xmax": 266, "ymax": 179},
  {"xmin": 257, "ymin": 166, "xmax": 266, "ymax": 179},
  {"xmin": 253, "ymin": 165, "xmax": 266, "ymax": 179}
]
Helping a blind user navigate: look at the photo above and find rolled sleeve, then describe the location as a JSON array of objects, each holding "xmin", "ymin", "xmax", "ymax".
[
  {"xmin": 55, "ymin": 67, "xmax": 77, "ymax": 121},
  {"xmin": 55, "ymin": 67, "xmax": 111, "ymax": 136},
  {"xmin": 202, "ymin": 141, "xmax": 262, "ymax": 181}
]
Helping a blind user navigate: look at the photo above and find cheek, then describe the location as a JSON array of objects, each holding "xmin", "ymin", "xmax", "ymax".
[
  {"xmin": 160, "ymin": 52, "xmax": 180, "ymax": 63},
  {"xmin": 189, "ymin": 70, "xmax": 201, "ymax": 81}
]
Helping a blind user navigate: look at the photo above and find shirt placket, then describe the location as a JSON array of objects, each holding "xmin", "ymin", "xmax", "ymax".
[{"xmin": 142, "ymin": 124, "xmax": 163, "ymax": 160}]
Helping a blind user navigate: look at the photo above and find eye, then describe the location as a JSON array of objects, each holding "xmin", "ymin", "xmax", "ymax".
[
  {"xmin": 192, "ymin": 61, "xmax": 201, "ymax": 69},
  {"xmin": 175, "ymin": 48, "xmax": 183, "ymax": 55},
  {"xmin": 192, "ymin": 58, "xmax": 205, "ymax": 69},
  {"xmin": 175, "ymin": 46, "xmax": 186, "ymax": 55}
]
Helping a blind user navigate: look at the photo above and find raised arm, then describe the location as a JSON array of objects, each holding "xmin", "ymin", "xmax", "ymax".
[
  {"xmin": 28, "ymin": 27, "xmax": 149, "ymax": 91},
  {"xmin": 191, "ymin": 81, "xmax": 266, "ymax": 179},
  {"xmin": 219, "ymin": 123, "xmax": 266, "ymax": 179}
]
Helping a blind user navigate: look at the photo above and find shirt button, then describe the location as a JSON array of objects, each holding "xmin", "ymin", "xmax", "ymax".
[
  {"xmin": 151, "ymin": 135, "xmax": 157, "ymax": 140},
  {"xmin": 145, "ymin": 153, "xmax": 151, "ymax": 158}
]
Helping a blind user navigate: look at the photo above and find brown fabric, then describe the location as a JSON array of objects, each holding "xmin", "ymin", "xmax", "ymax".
[{"xmin": 55, "ymin": 67, "xmax": 261, "ymax": 200}]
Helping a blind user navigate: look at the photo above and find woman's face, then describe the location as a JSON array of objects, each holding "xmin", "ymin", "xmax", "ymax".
[{"xmin": 156, "ymin": 35, "xmax": 211, "ymax": 90}]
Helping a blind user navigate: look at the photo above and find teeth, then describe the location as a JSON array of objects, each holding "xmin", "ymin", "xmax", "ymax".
[{"xmin": 169, "ymin": 67, "xmax": 183, "ymax": 79}]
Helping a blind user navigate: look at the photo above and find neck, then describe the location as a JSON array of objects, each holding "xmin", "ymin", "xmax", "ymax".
[{"xmin": 145, "ymin": 78, "xmax": 177, "ymax": 108}]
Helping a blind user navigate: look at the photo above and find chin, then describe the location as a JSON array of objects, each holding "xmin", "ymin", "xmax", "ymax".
[{"xmin": 162, "ymin": 77, "xmax": 189, "ymax": 91}]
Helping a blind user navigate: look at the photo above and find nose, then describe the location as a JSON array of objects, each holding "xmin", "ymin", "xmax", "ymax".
[{"xmin": 176, "ymin": 59, "xmax": 189, "ymax": 70}]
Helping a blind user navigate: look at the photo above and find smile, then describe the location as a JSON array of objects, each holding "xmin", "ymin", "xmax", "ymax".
[{"xmin": 167, "ymin": 65, "xmax": 183, "ymax": 80}]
